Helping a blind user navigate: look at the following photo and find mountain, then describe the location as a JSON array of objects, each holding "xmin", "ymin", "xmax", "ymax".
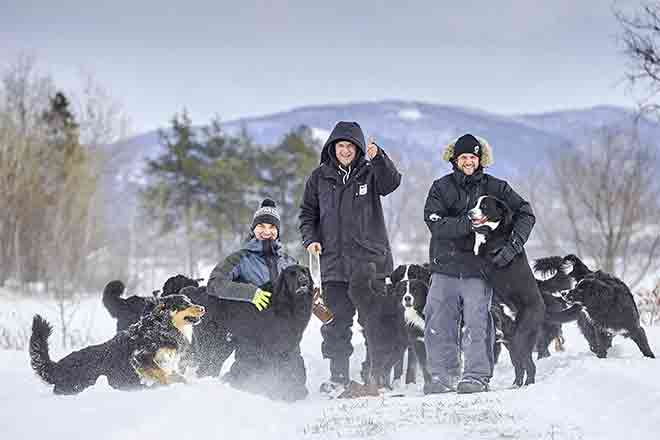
[{"xmin": 100, "ymin": 100, "xmax": 660, "ymax": 222}]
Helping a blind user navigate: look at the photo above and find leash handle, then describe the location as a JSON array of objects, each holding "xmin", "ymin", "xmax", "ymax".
[{"xmin": 309, "ymin": 251, "xmax": 333, "ymax": 323}]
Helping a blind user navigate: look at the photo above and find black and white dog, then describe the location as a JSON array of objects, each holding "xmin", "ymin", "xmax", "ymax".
[
  {"xmin": 540, "ymin": 254, "xmax": 655, "ymax": 359},
  {"xmin": 468, "ymin": 195, "xmax": 546, "ymax": 386},
  {"xmin": 350, "ymin": 262, "xmax": 409, "ymax": 393},
  {"xmin": 389, "ymin": 263, "xmax": 432, "ymax": 386}
]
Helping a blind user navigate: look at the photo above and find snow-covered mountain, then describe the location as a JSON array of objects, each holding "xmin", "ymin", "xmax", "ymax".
[{"xmin": 100, "ymin": 100, "xmax": 660, "ymax": 224}]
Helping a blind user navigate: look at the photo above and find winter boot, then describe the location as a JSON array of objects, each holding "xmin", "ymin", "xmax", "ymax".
[
  {"xmin": 423, "ymin": 375, "xmax": 455, "ymax": 395},
  {"xmin": 456, "ymin": 377, "xmax": 489, "ymax": 394},
  {"xmin": 320, "ymin": 358, "xmax": 350, "ymax": 397}
]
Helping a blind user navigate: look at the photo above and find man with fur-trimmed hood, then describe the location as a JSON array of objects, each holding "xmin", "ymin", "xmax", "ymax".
[
  {"xmin": 423, "ymin": 133, "xmax": 535, "ymax": 394},
  {"xmin": 299, "ymin": 121, "xmax": 401, "ymax": 394}
]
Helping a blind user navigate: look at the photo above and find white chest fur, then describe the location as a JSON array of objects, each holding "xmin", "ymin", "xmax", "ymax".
[
  {"xmin": 153, "ymin": 348, "xmax": 181, "ymax": 375},
  {"xmin": 181, "ymin": 324, "xmax": 193, "ymax": 343},
  {"xmin": 473, "ymin": 220, "xmax": 500, "ymax": 255},
  {"xmin": 404, "ymin": 307, "xmax": 425, "ymax": 332}
]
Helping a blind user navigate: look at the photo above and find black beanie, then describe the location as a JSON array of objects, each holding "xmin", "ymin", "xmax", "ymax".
[
  {"xmin": 251, "ymin": 198, "xmax": 281, "ymax": 233},
  {"xmin": 453, "ymin": 134, "xmax": 483, "ymax": 160}
]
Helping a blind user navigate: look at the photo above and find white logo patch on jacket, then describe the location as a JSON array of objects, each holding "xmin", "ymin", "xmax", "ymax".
[{"xmin": 358, "ymin": 184, "xmax": 368, "ymax": 196}]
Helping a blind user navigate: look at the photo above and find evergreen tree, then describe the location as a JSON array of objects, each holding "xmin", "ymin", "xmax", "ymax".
[
  {"xmin": 141, "ymin": 110, "xmax": 206, "ymax": 275},
  {"xmin": 199, "ymin": 119, "xmax": 260, "ymax": 255},
  {"xmin": 256, "ymin": 125, "xmax": 319, "ymax": 256}
]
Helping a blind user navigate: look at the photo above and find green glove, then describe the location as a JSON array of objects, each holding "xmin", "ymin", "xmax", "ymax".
[{"xmin": 252, "ymin": 288, "xmax": 272, "ymax": 311}]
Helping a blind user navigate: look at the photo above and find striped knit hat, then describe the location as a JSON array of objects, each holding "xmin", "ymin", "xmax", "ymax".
[{"xmin": 252, "ymin": 198, "xmax": 281, "ymax": 233}]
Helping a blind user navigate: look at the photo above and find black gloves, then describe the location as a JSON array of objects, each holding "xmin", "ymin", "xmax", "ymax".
[{"xmin": 489, "ymin": 235, "xmax": 524, "ymax": 268}]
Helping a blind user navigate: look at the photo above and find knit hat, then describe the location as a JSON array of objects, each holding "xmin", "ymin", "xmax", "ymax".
[
  {"xmin": 453, "ymin": 134, "xmax": 482, "ymax": 159},
  {"xmin": 442, "ymin": 134, "xmax": 494, "ymax": 167},
  {"xmin": 252, "ymin": 198, "xmax": 281, "ymax": 233}
]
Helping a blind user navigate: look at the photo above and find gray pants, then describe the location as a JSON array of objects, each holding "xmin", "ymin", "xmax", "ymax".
[{"xmin": 424, "ymin": 273, "xmax": 494, "ymax": 385}]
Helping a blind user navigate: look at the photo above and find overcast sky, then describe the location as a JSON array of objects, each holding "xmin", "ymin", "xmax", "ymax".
[{"xmin": 0, "ymin": 0, "xmax": 645, "ymax": 132}]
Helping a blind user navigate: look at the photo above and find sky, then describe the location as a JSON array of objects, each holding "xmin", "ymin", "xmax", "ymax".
[{"xmin": 0, "ymin": 0, "xmax": 646, "ymax": 133}]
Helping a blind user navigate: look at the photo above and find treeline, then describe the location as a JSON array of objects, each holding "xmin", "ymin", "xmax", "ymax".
[
  {"xmin": 139, "ymin": 112, "xmax": 320, "ymax": 278},
  {"xmin": 0, "ymin": 55, "xmax": 321, "ymax": 295},
  {"xmin": 0, "ymin": 55, "xmax": 129, "ymax": 298}
]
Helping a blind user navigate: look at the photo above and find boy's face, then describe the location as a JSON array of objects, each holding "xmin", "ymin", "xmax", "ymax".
[{"xmin": 254, "ymin": 223, "xmax": 278, "ymax": 240}]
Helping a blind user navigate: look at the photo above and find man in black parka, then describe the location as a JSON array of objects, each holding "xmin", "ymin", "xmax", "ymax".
[
  {"xmin": 299, "ymin": 121, "xmax": 401, "ymax": 393},
  {"xmin": 423, "ymin": 133, "xmax": 535, "ymax": 394}
]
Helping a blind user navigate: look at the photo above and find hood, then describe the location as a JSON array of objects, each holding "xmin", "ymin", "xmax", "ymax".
[
  {"xmin": 442, "ymin": 135, "xmax": 494, "ymax": 168},
  {"xmin": 320, "ymin": 121, "xmax": 366, "ymax": 164}
]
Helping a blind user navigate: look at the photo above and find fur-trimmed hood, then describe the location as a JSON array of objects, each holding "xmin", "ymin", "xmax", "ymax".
[{"xmin": 442, "ymin": 135, "xmax": 494, "ymax": 167}]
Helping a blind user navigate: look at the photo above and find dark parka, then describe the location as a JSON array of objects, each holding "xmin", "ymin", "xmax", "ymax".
[
  {"xmin": 299, "ymin": 122, "xmax": 401, "ymax": 283},
  {"xmin": 424, "ymin": 138, "xmax": 535, "ymax": 278}
]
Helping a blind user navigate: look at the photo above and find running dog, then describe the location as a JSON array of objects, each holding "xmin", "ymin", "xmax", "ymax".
[
  {"xmin": 538, "ymin": 254, "xmax": 655, "ymax": 359},
  {"xmin": 30, "ymin": 293, "xmax": 204, "ymax": 395}
]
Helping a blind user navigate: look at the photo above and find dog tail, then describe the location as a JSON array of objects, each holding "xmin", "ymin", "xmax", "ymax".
[
  {"xmin": 562, "ymin": 254, "xmax": 591, "ymax": 280},
  {"xmin": 545, "ymin": 305, "xmax": 583, "ymax": 324},
  {"xmin": 533, "ymin": 256, "xmax": 565, "ymax": 278},
  {"xmin": 102, "ymin": 280, "xmax": 126, "ymax": 318},
  {"xmin": 29, "ymin": 315, "xmax": 57, "ymax": 384}
]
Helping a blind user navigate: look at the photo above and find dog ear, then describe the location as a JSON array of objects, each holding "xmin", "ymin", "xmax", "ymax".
[
  {"xmin": 273, "ymin": 267, "xmax": 298, "ymax": 316},
  {"xmin": 390, "ymin": 265, "xmax": 405, "ymax": 285}
]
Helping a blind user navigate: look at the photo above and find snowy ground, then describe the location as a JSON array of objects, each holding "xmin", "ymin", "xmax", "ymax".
[{"xmin": 1, "ymin": 293, "xmax": 659, "ymax": 439}]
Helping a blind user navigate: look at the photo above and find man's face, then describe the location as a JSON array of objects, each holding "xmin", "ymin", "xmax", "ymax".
[
  {"xmin": 254, "ymin": 223, "xmax": 278, "ymax": 241},
  {"xmin": 456, "ymin": 153, "xmax": 480, "ymax": 176},
  {"xmin": 335, "ymin": 141, "xmax": 357, "ymax": 167}
]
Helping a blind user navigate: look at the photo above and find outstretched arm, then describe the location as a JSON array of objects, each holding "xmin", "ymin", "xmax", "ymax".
[{"xmin": 369, "ymin": 142, "xmax": 402, "ymax": 196}]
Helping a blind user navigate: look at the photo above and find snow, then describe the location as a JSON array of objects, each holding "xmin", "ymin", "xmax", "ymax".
[
  {"xmin": 398, "ymin": 108, "xmax": 424, "ymax": 121},
  {"xmin": 1, "ymin": 294, "xmax": 660, "ymax": 439},
  {"xmin": 310, "ymin": 128, "xmax": 331, "ymax": 144}
]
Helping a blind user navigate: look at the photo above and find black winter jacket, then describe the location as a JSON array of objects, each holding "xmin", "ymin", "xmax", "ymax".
[
  {"xmin": 299, "ymin": 122, "xmax": 401, "ymax": 283},
  {"xmin": 424, "ymin": 168, "xmax": 535, "ymax": 278}
]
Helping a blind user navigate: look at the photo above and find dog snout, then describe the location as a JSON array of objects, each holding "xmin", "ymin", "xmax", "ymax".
[
  {"xmin": 194, "ymin": 305, "xmax": 205, "ymax": 316},
  {"xmin": 402, "ymin": 293, "xmax": 414, "ymax": 307}
]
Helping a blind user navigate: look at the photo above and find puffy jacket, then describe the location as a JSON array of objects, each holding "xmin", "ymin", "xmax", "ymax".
[
  {"xmin": 424, "ymin": 168, "xmax": 535, "ymax": 278},
  {"xmin": 206, "ymin": 238, "xmax": 296, "ymax": 301}
]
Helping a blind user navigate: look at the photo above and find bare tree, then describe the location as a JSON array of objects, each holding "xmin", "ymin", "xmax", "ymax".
[
  {"xmin": 636, "ymin": 280, "xmax": 660, "ymax": 325},
  {"xmin": 73, "ymin": 70, "xmax": 132, "ymax": 147},
  {"xmin": 616, "ymin": 2, "xmax": 660, "ymax": 117},
  {"xmin": 525, "ymin": 128, "xmax": 660, "ymax": 289}
]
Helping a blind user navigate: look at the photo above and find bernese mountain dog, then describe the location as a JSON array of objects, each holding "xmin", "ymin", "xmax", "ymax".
[
  {"xmin": 349, "ymin": 262, "xmax": 409, "ymax": 395},
  {"xmin": 537, "ymin": 254, "xmax": 655, "ymax": 359},
  {"xmin": 29, "ymin": 293, "xmax": 204, "ymax": 394},
  {"xmin": 468, "ymin": 195, "xmax": 546, "ymax": 386}
]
